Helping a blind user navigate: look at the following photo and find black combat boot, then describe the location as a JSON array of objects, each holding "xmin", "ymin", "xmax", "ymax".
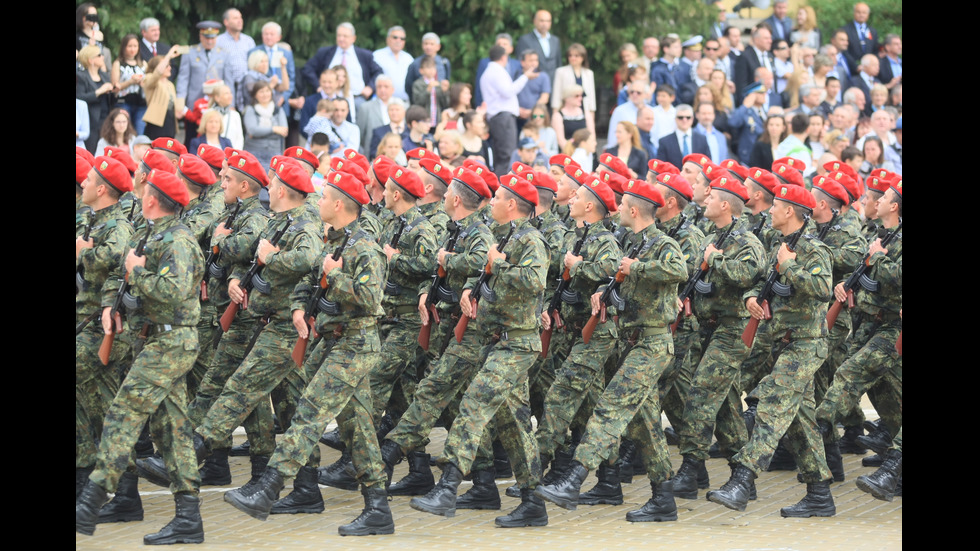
[
  {"xmin": 766, "ymin": 438, "xmax": 798, "ymax": 471},
  {"xmin": 238, "ymin": 454, "xmax": 272, "ymax": 494},
  {"xmin": 626, "ymin": 481, "xmax": 677, "ymax": 522},
  {"xmin": 706, "ymin": 464, "xmax": 755, "ymax": 512},
  {"xmin": 743, "ymin": 399, "xmax": 759, "ymax": 437},
  {"xmin": 389, "ymin": 451, "xmax": 435, "ymax": 496},
  {"xmin": 697, "ymin": 457, "xmax": 710, "ymax": 489},
  {"xmin": 615, "ymin": 439, "xmax": 637, "ymax": 483},
  {"xmin": 663, "ymin": 426, "xmax": 680, "ymax": 446},
  {"xmin": 856, "ymin": 449, "xmax": 902, "ymax": 502},
  {"xmin": 533, "ymin": 461, "xmax": 589, "ymax": 511},
  {"xmin": 495, "ymin": 487, "xmax": 548, "ymax": 527},
  {"xmin": 667, "ymin": 456, "xmax": 703, "ymax": 500},
  {"xmin": 409, "ymin": 462, "xmax": 464, "ymax": 517},
  {"xmin": 137, "ymin": 433, "xmax": 211, "ymax": 488},
  {"xmin": 228, "ymin": 441, "xmax": 250, "ymax": 457},
  {"xmin": 708, "ymin": 441, "xmax": 724, "ymax": 458},
  {"xmin": 76, "ymin": 466, "xmax": 94, "ymax": 500},
  {"xmin": 380, "ymin": 439, "xmax": 405, "ymax": 486},
  {"xmin": 317, "ymin": 451, "xmax": 359, "ymax": 491},
  {"xmin": 271, "ymin": 466, "xmax": 324, "ymax": 514},
  {"xmin": 857, "ymin": 425, "xmax": 893, "ymax": 455},
  {"xmin": 134, "ymin": 423, "xmax": 155, "ymax": 458},
  {"xmin": 76, "ymin": 480, "xmax": 109, "ymax": 535},
  {"xmin": 338, "ymin": 487, "xmax": 395, "ymax": 536},
  {"xmin": 98, "ymin": 471, "xmax": 144, "ymax": 523},
  {"xmin": 456, "ymin": 468, "xmax": 501, "ymax": 510},
  {"xmin": 731, "ymin": 463, "xmax": 758, "ymax": 500},
  {"xmin": 779, "ymin": 481, "xmax": 836, "ymax": 518},
  {"xmin": 492, "ymin": 439, "xmax": 513, "ymax": 478},
  {"xmin": 319, "ymin": 427, "xmax": 346, "ymax": 452},
  {"xmin": 542, "ymin": 447, "xmax": 572, "ymax": 485},
  {"xmin": 839, "ymin": 426, "xmax": 868, "ymax": 454},
  {"xmin": 376, "ymin": 411, "xmax": 398, "ymax": 441},
  {"xmin": 825, "ymin": 440, "xmax": 845, "ymax": 482},
  {"xmin": 863, "ymin": 454, "xmax": 884, "ymax": 467},
  {"xmin": 199, "ymin": 448, "xmax": 231, "ymax": 486},
  {"xmin": 223, "ymin": 468, "xmax": 285, "ymax": 521},
  {"xmin": 579, "ymin": 462, "xmax": 623, "ymax": 505},
  {"xmin": 143, "ymin": 493, "xmax": 205, "ymax": 544}
]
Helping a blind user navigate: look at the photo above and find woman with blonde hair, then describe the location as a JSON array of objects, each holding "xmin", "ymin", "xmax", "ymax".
[
  {"xmin": 551, "ymin": 43, "xmax": 596, "ymax": 139},
  {"xmin": 603, "ymin": 121, "xmax": 647, "ymax": 178},
  {"xmin": 76, "ymin": 45, "xmax": 114, "ymax": 152},
  {"xmin": 791, "ymin": 5, "xmax": 821, "ymax": 50},
  {"xmin": 376, "ymin": 132, "xmax": 408, "ymax": 166},
  {"xmin": 141, "ymin": 46, "xmax": 183, "ymax": 140},
  {"xmin": 614, "ymin": 43, "xmax": 639, "ymax": 94},
  {"xmin": 708, "ymin": 69, "xmax": 734, "ymax": 113},
  {"xmin": 563, "ymin": 128, "xmax": 596, "ymax": 171},
  {"xmin": 189, "ymin": 109, "xmax": 232, "ymax": 151},
  {"xmin": 552, "ymin": 84, "xmax": 588, "ymax": 150},
  {"xmin": 206, "ymin": 84, "xmax": 244, "ymax": 150},
  {"xmin": 437, "ymin": 130, "xmax": 466, "ymax": 167},
  {"xmin": 238, "ymin": 50, "xmax": 288, "ymax": 111},
  {"xmin": 330, "ymin": 64, "xmax": 356, "ymax": 123}
]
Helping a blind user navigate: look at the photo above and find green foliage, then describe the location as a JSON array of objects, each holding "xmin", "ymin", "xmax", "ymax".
[{"xmin": 810, "ymin": 0, "xmax": 903, "ymax": 41}]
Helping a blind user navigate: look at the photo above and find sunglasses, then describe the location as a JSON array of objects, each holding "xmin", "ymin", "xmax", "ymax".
[
  {"xmin": 390, "ymin": 36, "xmax": 406, "ymax": 41},
  {"xmin": 629, "ymin": 90, "xmax": 644, "ymax": 96},
  {"xmin": 676, "ymin": 115, "xmax": 693, "ymax": 120},
  {"xmin": 531, "ymin": 114, "xmax": 545, "ymax": 119}
]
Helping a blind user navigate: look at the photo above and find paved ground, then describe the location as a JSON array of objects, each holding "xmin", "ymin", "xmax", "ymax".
[{"xmin": 77, "ymin": 404, "xmax": 901, "ymax": 550}]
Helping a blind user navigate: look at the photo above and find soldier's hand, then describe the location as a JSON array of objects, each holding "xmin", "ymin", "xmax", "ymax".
[
  {"xmin": 214, "ymin": 222, "xmax": 232, "ymax": 238},
  {"xmin": 746, "ymin": 297, "xmax": 765, "ymax": 320},
  {"xmin": 383, "ymin": 244, "xmax": 399, "ymax": 262},
  {"xmin": 619, "ymin": 256, "xmax": 637, "ymax": 275},
  {"xmin": 292, "ymin": 309, "xmax": 308, "ymax": 339},
  {"xmin": 868, "ymin": 238, "xmax": 887, "ymax": 257},
  {"xmin": 419, "ymin": 293, "xmax": 429, "ymax": 325},
  {"xmin": 776, "ymin": 242, "xmax": 796, "ymax": 265},
  {"xmin": 437, "ymin": 248, "xmax": 451, "ymax": 268},
  {"xmin": 590, "ymin": 292, "xmax": 602, "ymax": 315},
  {"xmin": 676, "ymin": 297, "xmax": 683, "ymax": 311},
  {"xmin": 257, "ymin": 239, "xmax": 280, "ymax": 265},
  {"xmin": 541, "ymin": 310, "xmax": 551, "ymax": 331},
  {"xmin": 834, "ymin": 282, "xmax": 848, "ymax": 302},
  {"xmin": 228, "ymin": 279, "xmax": 244, "ymax": 304},
  {"xmin": 460, "ymin": 289, "xmax": 473, "ymax": 318},
  {"xmin": 487, "ymin": 245, "xmax": 506, "ymax": 265},
  {"xmin": 76, "ymin": 236, "xmax": 94, "ymax": 259},
  {"xmin": 564, "ymin": 251, "xmax": 583, "ymax": 271},
  {"xmin": 101, "ymin": 306, "xmax": 113, "ymax": 335},
  {"xmin": 125, "ymin": 248, "xmax": 146, "ymax": 273},
  {"xmin": 704, "ymin": 243, "xmax": 720, "ymax": 263},
  {"xmin": 323, "ymin": 255, "xmax": 343, "ymax": 275}
]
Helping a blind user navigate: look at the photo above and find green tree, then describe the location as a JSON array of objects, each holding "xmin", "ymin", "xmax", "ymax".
[{"xmin": 810, "ymin": 0, "xmax": 902, "ymax": 42}]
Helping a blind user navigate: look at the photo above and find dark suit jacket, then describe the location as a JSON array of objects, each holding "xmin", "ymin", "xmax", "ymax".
[
  {"xmin": 301, "ymin": 46, "xmax": 383, "ymax": 94},
  {"xmin": 764, "ymin": 15, "xmax": 793, "ymax": 42},
  {"xmin": 656, "ymin": 131, "xmax": 710, "ymax": 168},
  {"xmin": 370, "ymin": 125, "xmax": 409, "ymax": 158},
  {"xmin": 517, "ymin": 32, "xmax": 561, "ymax": 82},
  {"xmin": 850, "ymin": 74, "xmax": 875, "ymax": 117},
  {"xmin": 877, "ymin": 56, "xmax": 901, "ymax": 87},
  {"xmin": 844, "ymin": 22, "xmax": 878, "ymax": 60},
  {"xmin": 603, "ymin": 146, "xmax": 649, "ymax": 179},
  {"xmin": 734, "ymin": 48, "xmax": 772, "ymax": 102},
  {"xmin": 139, "ymin": 40, "xmax": 177, "ymax": 81}
]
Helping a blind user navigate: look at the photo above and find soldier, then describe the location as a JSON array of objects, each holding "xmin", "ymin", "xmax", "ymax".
[
  {"xmin": 223, "ymin": 171, "xmax": 396, "ymax": 536},
  {"xmin": 77, "ymin": 169, "xmax": 206, "ymax": 545},
  {"xmin": 535, "ymin": 179, "xmax": 688, "ymax": 523},
  {"xmin": 409, "ymin": 173, "xmax": 550, "ymax": 528},
  {"xmin": 707, "ymin": 184, "xmax": 836, "ymax": 518},
  {"xmin": 177, "ymin": 21, "xmax": 233, "ymax": 143},
  {"xmin": 76, "ymin": 155, "xmax": 95, "ymax": 235},
  {"xmin": 670, "ymin": 175, "xmax": 765, "ymax": 500}
]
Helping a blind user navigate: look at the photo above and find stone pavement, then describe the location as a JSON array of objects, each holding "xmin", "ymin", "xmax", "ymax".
[{"xmin": 77, "ymin": 407, "xmax": 900, "ymax": 550}]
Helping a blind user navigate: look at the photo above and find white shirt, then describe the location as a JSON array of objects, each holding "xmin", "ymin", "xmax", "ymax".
[
  {"xmin": 533, "ymin": 29, "xmax": 551, "ymax": 58},
  {"xmin": 652, "ymin": 104, "xmax": 676, "ymax": 141},
  {"xmin": 330, "ymin": 47, "xmax": 365, "ymax": 95},
  {"xmin": 607, "ymin": 101, "xmax": 640, "ymax": 145},
  {"xmin": 373, "ymin": 47, "xmax": 414, "ymax": 101},
  {"xmin": 480, "ymin": 61, "xmax": 528, "ymax": 118},
  {"xmin": 673, "ymin": 129, "xmax": 694, "ymax": 155}
]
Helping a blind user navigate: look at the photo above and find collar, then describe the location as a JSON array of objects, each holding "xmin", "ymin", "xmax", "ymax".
[{"xmin": 533, "ymin": 29, "xmax": 550, "ymax": 40}]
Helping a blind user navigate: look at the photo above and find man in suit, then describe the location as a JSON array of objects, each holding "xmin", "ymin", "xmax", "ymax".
[
  {"xmin": 138, "ymin": 17, "xmax": 175, "ymax": 78},
  {"xmin": 694, "ymin": 102, "xmax": 728, "ymax": 164},
  {"xmin": 677, "ymin": 36, "xmax": 703, "ymax": 89},
  {"xmin": 850, "ymin": 55, "xmax": 879, "ymax": 117},
  {"xmin": 404, "ymin": 33, "xmax": 452, "ymax": 100},
  {"xmin": 764, "ymin": 1, "xmax": 793, "ymax": 43},
  {"xmin": 301, "ymin": 22, "xmax": 384, "ymax": 107},
  {"xmin": 734, "ymin": 25, "xmax": 773, "ymax": 103},
  {"xmin": 517, "ymin": 10, "xmax": 561, "ymax": 83},
  {"xmin": 657, "ymin": 104, "xmax": 710, "ymax": 167},
  {"xmin": 830, "ymin": 30, "xmax": 858, "ymax": 86},
  {"xmin": 844, "ymin": 3, "xmax": 878, "ymax": 60},
  {"xmin": 176, "ymin": 21, "xmax": 233, "ymax": 143},
  {"xmin": 248, "ymin": 22, "xmax": 296, "ymax": 115},
  {"xmin": 651, "ymin": 37, "xmax": 684, "ymax": 102},
  {"xmin": 877, "ymin": 34, "xmax": 902, "ymax": 90},
  {"xmin": 369, "ymin": 98, "xmax": 409, "ymax": 157},
  {"xmin": 373, "ymin": 26, "xmax": 414, "ymax": 102},
  {"xmin": 357, "ymin": 75, "xmax": 396, "ymax": 154}
]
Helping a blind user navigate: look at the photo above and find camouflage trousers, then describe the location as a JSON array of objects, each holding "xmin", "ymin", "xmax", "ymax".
[
  {"xmin": 817, "ymin": 317, "xmax": 902, "ymax": 438},
  {"xmin": 370, "ymin": 312, "xmax": 424, "ymax": 424},
  {"xmin": 660, "ymin": 316, "xmax": 701, "ymax": 436},
  {"xmin": 536, "ymin": 326, "xmax": 618, "ymax": 462},
  {"xmin": 530, "ymin": 329, "xmax": 575, "ymax": 421},
  {"xmin": 813, "ymin": 309, "xmax": 865, "ymax": 442},
  {"xmin": 573, "ymin": 329, "xmax": 674, "ymax": 483},
  {"xmin": 186, "ymin": 304, "xmax": 218, "ymax": 400},
  {"xmin": 186, "ymin": 316, "xmax": 275, "ymax": 454},
  {"xmin": 270, "ymin": 323, "xmax": 385, "ymax": 488},
  {"xmin": 196, "ymin": 319, "xmax": 308, "ymax": 451},
  {"xmin": 76, "ymin": 315, "xmax": 128, "ymax": 469},
  {"xmin": 732, "ymin": 335, "xmax": 832, "ymax": 482},
  {"xmin": 89, "ymin": 326, "xmax": 200, "ymax": 495},
  {"xmin": 739, "ymin": 324, "xmax": 774, "ymax": 397},
  {"xmin": 441, "ymin": 332, "xmax": 542, "ymax": 489},
  {"xmin": 679, "ymin": 320, "xmax": 753, "ymax": 461}
]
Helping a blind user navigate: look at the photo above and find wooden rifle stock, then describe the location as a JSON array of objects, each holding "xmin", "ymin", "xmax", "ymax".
[
  {"xmin": 219, "ymin": 216, "xmax": 292, "ymax": 331},
  {"xmin": 454, "ymin": 222, "xmax": 515, "ymax": 343},
  {"xmin": 741, "ymin": 217, "xmax": 808, "ymax": 348},
  {"xmin": 291, "ymin": 229, "xmax": 351, "ymax": 365},
  {"xmin": 99, "ymin": 221, "xmax": 153, "ymax": 365},
  {"xmin": 825, "ymin": 220, "xmax": 902, "ymax": 327}
]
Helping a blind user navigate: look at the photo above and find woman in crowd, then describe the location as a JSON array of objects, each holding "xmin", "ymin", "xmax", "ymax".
[
  {"xmin": 859, "ymin": 135, "xmax": 895, "ymax": 180},
  {"xmin": 239, "ymin": 51, "xmax": 275, "ymax": 111},
  {"xmin": 141, "ymin": 47, "xmax": 182, "ymax": 140},
  {"xmin": 694, "ymin": 85, "xmax": 729, "ymax": 134},
  {"xmin": 206, "ymin": 84, "xmax": 244, "ymax": 150},
  {"xmin": 331, "ymin": 64, "xmax": 356, "ymax": 123},
  {"xmin": 189, "ymin": 109, "xmax": 233, "ymax": 152},
  {"xmin": 811, "ymin": 54, "xmax": 834, "ymax": 91},
  {"xmin": 791, "ymin": 5, "xmax": 821, "ymax": 50},
  {"xmin": 95, "ymin": 108, "xmax": 136, "ymax": 156},
  {"xmin": 564, "ymin": 128, "xmax": 596, "ymax": 172},
  {"xmin": 709, "ymin": 69, "xmax": 735, "ymax": 114},
  {"xmin": 76, "ymin": 3, "xmax": 110, "ymax": 65},
  {"xmin": 749, "ymin": 114, "xmax": 787, "ymax": 168},
  {"xmin": 436, "ymin": 83, "xmax": 474, "ymax": 135},
  {"xmin": 376, "ymin": 132, "xmax": 408, "ymax": 166},
  {"xmin": 76, "ymin": 45, "xmax": 114, "ymax": 153},
  {"xmin": 437, "ymin": 130, "xmax": 466, "ymax": 167},
  {"xmin": 551, "ymin": 43, "xmax": 596, "ymax": 139},
  {"xmin": 613, "ymin": 43, "xmax": 639, "ymax": 95},
  {"xmin": 807, "ymin": 113, "xmax": 826, "ymax": 160},
  {"xmin": 521, "ymin": 104, "xmax": 558, "ymax": 156},
  {"xmin": 460, "ymin": 110, "xmax": 490, "ymax": 163},
  {"xmin": 823, "ymin": 129, "xmax": 850, "ymax": 160},
  {"xmin": 552, "ymin": 84, "xmax": 588, "ymax": 150},
  {"xmin": 111, "ymin": 34, "xmax": 147, "ymax": 135},
  {"xmin": 243, "ymin": 81, "xmax": 288, "ymax": 168},
  {"xmin": 604, "ymin": 121, "xmax": 647, "ymax": 178},
  {"xmin": 870, "ymin": 84, "xmax": 889, "ymax": 113}
]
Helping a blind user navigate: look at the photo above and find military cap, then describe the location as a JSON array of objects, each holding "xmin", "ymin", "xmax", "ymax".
[
  {"xmin": 742, "ymin": 81, "xmax": 766, "ymax": 96},
  {"xmin": 342, "ymin": 149, "xmax": 369, "ymax": 173},
  {"xmin": 774, "ymin": 184, "xmax": 815, "ymax": 211},
  {"xmin": 889, "ymin": 177, "xmax": 902, "ymax": 198},
  {"xmin": 227, "ymin": 150, "xmax": 270, "ymax": 187},
  {"xmin": 196, "ymin": 144, "xmax": 225, "ymax": 170},
  {"xmin": 827, "ymin": 170, "xmax": 860, "ymax": 203},
  {"xmin": 623, "ymin": 178, "xmax": 665, "ymax": 207},
  {"xmin": 147, "ymin": 169, "xmax": 189, "ymax": 206},
  {"xmin": 745, "ymin": 167, "xmax": 778, "ymax": 196},
  {"xmin": 550, "ymin": 154, "xmax": 579, "ymax": 170},
  {"xmin": 420, "ymin": 157, "xmax": 453, "ymax": 187},
  {"xmin": 330, "ymin": 156, "xmax": 368, "ymax": 186},
  {"xmin": 647, "ymin": 159, "xmax": 679, "ymax": 176},
  {"xmin": 103, "ymin": 146, "xmax": 138, "ymax": 175},
  {"xmin": 452, "ymin": 167, "xmax": 491, "ymax": 199},
  {"xmin": 564, "ymin": 164, "xmax": 590, "ymax": 186},
  {"xmin": 720, "ymin": 158, "xmax": 749, "ymax": 182},
  {"xmin": 773, "ymin": 157, "xmax": 807, "ymax": 172},
  {"xmin": 710, "ymin": 175, "xmax": 749, "ymax": 203},
  {"xmin": 325, "ymin": 171, "xmax": 370, "ymax": 205},
  {"xmin": 499, "ymin": 173, "xmax": 539, "ymax": 206},
  {"xmin": 656, "ymin": 172, "xmax": 693, "ymax": 201},
  {"xmin": 93, "ymin": 156, "xmax": 134, "ymax": 194},
  {"xmin": 600, "ymin": 171, "xmax": 628, "ymax": 196},
  {"xmin": 178, "ymin": 154, "xmax": 217, "ymax": 187},
  {"xmin": 388, "ymin": 167, "xmax": 424, "ymax": 199},
  {"xmin": 76, "ymin": 146, "xmax": 96, "ymax": 166},
  {"xmin": 511, "ymin": 162, "xmax": 534, "ymax": 176},
  {"xmin": 583, "ymin": 177, "xmax": 618, "ymax": 213},
  {"xmin": 463, "ymin": 159, "xmax": 499, "ymax": 193},
  {"xmin": 527, "ymin": 170, "xmax": 557, "ymax": 194},
  {"xmin": 273, "ymin": 160, "xmax": 314, "ymax": 194},
  {"xmin": 151, "ymin": 137, "xmax": 187, "ymax": 157},
  {"xmin": 197, "ymin": 21, "xmax": 222, "ymax": 37},
  {"xmin": 812, "ymin": 177, "xmax": 850, "ymax": 206},
  {"xmin": 283, "ymin": 146, "xmax": 320, "ymax": 170},
  {"xmin": 141, "ymin": 148, "xmax": 175, "ymax": 175},
  {"xmin": 772, "ymin": 162, "xmax": 805, "ymax": 187},
  {"xmin": 76, "ymin": 155, "xmax": 92, "ymax": 185},
  {"xmin": 865, "ymin": 173, "xmax": 890, "ymax": 195},
  {"xmin": 822, "ymin": 160, "xmax": 858, "ymax": 183},
  {"xmin": 405, "ymin": 147, "xmax": 431, "ymax": 161},
  {"xmin": 598, "ymin": 152, "xmax": 630, "ymax": 178},
  {"xmin": 371, "ymin": 155, "xmax": 396, "ymax": 185}
]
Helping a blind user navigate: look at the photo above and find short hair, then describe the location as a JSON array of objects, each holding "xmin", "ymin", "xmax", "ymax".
[
  {"xmin": 139, "ymin": 17, "xmax": 160, "ymax": 32},
  {"xmin": 813, "ymin": 54, "xmax": 834, "ymax": 72},
  {"xmin": 325, "ymin": 182, "xmax": 362, "ymax": 214},
  {"xmin": 722, "ymin": 193, "xmax": 744, "ymax": 216},
  {"xmin": 624, "ymin": 194, "xmax": 657, "ymax": 219},
  {"xmin": 422, "ymin": 32, "xmax": 440, "ymax": 43},
  {"xmin": 660, "ymin": 186, "xmax": 689, "ymax": 209},
  {"xmin": 449, "ymin": 181, "xmax": 482, "ymax": 210},
  {"xmin": 222, "ymin": 8, "xmax": 240, "ymax": 21},
  {"xmin": 561, "ymin": 84, "xmax": 584, "ymax": 101},
  {"xmin": 375, "ymin": 74, "xmax": 393, "ymax": 87},
  {"xmin": 520, "ymin": 49, "xmax": 538, "ymax": 61},
  {"xmin": 387, "ymin": 25, "xmax": 405, "ymax": 37},
  {"xmin": 800, "ymin": 83, "xmax": 815, "ymax": 98},
  {"xmin": 495, "ymin": 33, "xmax": 514, "ymax": 47},
  {"xmin": 676, "ymin": 104, "xmax": 694, "ymax": 117},
  {"xmin": 276, "ymin": 177, "xmax": 308, "ymax": 201},
  {"xmin": 197, "ymin": 109, "xmax": 225, "ymax": 136},
  {"xmin": 406, "ymin": 105, "xmax": 430, "ymax": 125},
  {"xmin": 537, "ymin": 188, "xmax": 555, "ymax": 209},
  {"xmin": 815, "ymin": 187, "xmax": 844, "ymax": 211},
  {"xmin": 787, "ymin": 203, "xmax": 809, "ymax": 222},
  {"xmin": 332, "ymin": 97, "xmax": 350, "ymax": 112},
  {"xmin": 77, "ymin": 46, "xmax": 102, "ymax": 69},
  {"xmin": 316, "ymin": 98, "xmax": 333, "ymax": 112},
  {"xmin": 338, "ymin": 22, "xmax": 356, "ymax": 35},
  {"xmin": 723, "ymin": 26, "xmax": 740, "ymax": 40},
  {"xmin": 310, "ymin": 132, "xmax": 330, "ymax": 146},
  {"xmin": 747, "ymin": 180, "xmax": 773, "ymax": 206},
  {"xmin": 422, "ymin": 171, "xmax": 448, "ymax": 196},
  {"xmin": 247, "ymin": 50, "xmax": 269, "ymax": 71},
  {"xmin": 661, "ymin": 36, "xmax": 679, "ymax": 50},
  {"xmin": 419, "ymin": 55, "xmax": 436, "ymax": 70},
  {"xmin": 502, "ymin": 187, "xmax": 535, "ymax": 217},
  {"xmin": 790, "ymin": 113, "xmax": 809, "ymax": 133},
  {"xmin": 388, "ymin": 97, "xmax": 407, "ymax": 109},
  {"xmin": 753, "ymin": 23, "xmax": 772, "ymax": 37},
  {"xmin": 262, "ymin": 22, "xmax": 283, "ymax": 36},
  {"xmin": 95, "ymin": 171, "xmax": 122, "ymax": 200},
  {"xmin": 488, "ymin": 45, "xmax": 506, "ymax": 62},
  {"xmin": 567, "ymin": 43, "xmax": 589, "ymax": 68},
  {"xmin": 884, "ymin": 33, "xmax": 901, "ymax": 47},
  {"xmin": 148, "ymin": 184, "xmax": 180, "ymax": 214},
  {"xmin": 841, "ymin": 145, "xmax": 863, "ymax": 163},
  {"xmin": 657, "ymin": 83, "xmax": 676, "ymax": 97}
]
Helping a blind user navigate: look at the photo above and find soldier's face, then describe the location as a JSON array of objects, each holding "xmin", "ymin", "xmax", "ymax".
[
  {"xmin": 221, "ymin": 172, "xmax": 238, "ymax": 203},
  {"xmin": 490, "ymin": 187, "xmax": 511, "ymax": 224},
  {"xmin": 81, "ymin": 168, "xmax": 100, "ymax": 206},
  {"xmin": 548, "ymin": 165, "xmax": 564, "ymax": 181},
  {"xmin": 569, "ymin": 185, "xmax": 589, "ymax": 220},
  {"xmin": 200, "ymin": 33, "xmax": 217, "ymax": 50}
]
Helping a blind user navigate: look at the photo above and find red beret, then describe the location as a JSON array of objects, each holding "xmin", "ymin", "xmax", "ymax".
[
  {"xmin": 147, "ymin": 169, "xmax": 189, "ymax": 206},
  {"xmin": 683, "ymin": 153, "xmax": 712, "ymax": 169},
  {"xmin": 773, "ymin": 183, "xmax": 815, "ymax": 211},
  {"xmin": 141, "ymin": 148, "xmax": 176, "ymax": 175},
  {"xmin": 699, "ymin": 161, "xmax": 722, "ymax": 181},
  {"xmin": 324, "ymin": 170, "xmax": 370, "ymax": 205},
  {"xmin": 864, "ymin": 173, "xmax": 890, "ymax": 194},
  {"xmin": 452, "ymin": 166, "xmax": 491, "ymax": 199},
  {"xmin": 196, "ymin": 143, "xmax": 225, "ymax": 171},
  {"xmin": 812, "ymin": 177, "xmax": 850, "ymax": 206},
  {"xmin": 564, "ymin": 164, "xmax": 590, "ymax": 186},
  {"xmin": 103, "ymin": 147, "xmax": 138, "ymax": 174},
  {"xmin": 223, "ymin": 146, "xmax": 237, "ymax": 159},
  {"xmin": 76, "ymin": 155, "xmax": 92, "ymax": 185},
  {"xmin": 550, "ymin": 154, "xmax": 579, "ymax": 170},
  {"xmin": 273, "ymin": 160, "xmax": 314, "ymax": 194},
  {"xmin": 76, "ymin": 147, "xmax": 95, "ymax": 166},
  {"xmin": 710, "ymin": 175, "xmax": 748, "ymax": 203},
  {"xmin": 822, "ymin": 159, "xmax": 858, "ymax": 183},
  {"xmin": 151, "ymin": 137, "xmax": 187, "ymax": 157},
  {"xmin": 600, "ymin": 171, "xmax": 628, "ymax": 195},
  {"xmin": 772, "ymin": 157, "xmax": 807, "ymax": 172},
  {"xmin": 330, "ymin": 156, "xmax": 368, "ymax": 186},
  {"xmin": 463, "ymin": 159, "xmax": 499, "ymax": 193},
  {"xmin": 388, "ymin": 167, "xmax": 424, "ymax": 199},
  {"xmin": 889, "ymin": 177, "xmax": 902, "ymax": 198},
  {"xmin": 582, "ymin": 177, "xmax": 618, "ymax": 213},
  {"xmin": 283, "ymin": 146, "xmax": 320, "ymax": 170},
  {"xmin": 745, "ymin": 167, "xmax": 778, "ymax": 196},
  {"xmin": 499, "ymin": 173, "xmax": 539, "ymax": 206},
  {"xmin": 656, "ymin": 172, "xmax": 693, "ymax": 201},
  {"xmin": 623, "ymin": 178, "xmax": 664, "ymax": 207},
  {"xmin": 527, "ymin": 170, "xmax": 557, "ymax": 194},
  {"xmin": 772, "ymin": 162, "xmax": 805, "ymax": 187},
  {"xmin": 178, "ymin": 154, "xmax": 217, "ymax": 187},
  {"xmin": 510, "ymin": 162, "xmax": 534, "ymax": 177},
  {"xmin": 405, "ymin": 147, "xmax": 432, "ymax": 161},
  {"xmin": 93, "ymin": 156, "xmax": 134, "ymax": 193},
  {"xmin": 869, "ymin": 168, "xmax": 897, "ymax": 185},
  {"xmin": 827, "ymin": 170, "xmax": 860, "ymax": 202},
  {"xmin": 371, "ymin": 155, "xmax": 396, "ymax": 185},
  {"xmin": 598, "ymin": 153, "xmax": 630, "ymax": 178},
  {"xmin": 720, "ymin": 159, "xmax": 749, "ymax": 182},
  {"xmin": 647, "ymin": 159, "xmax": 679, "ymax": 176},
  {"xmin": 342, "ymin": 149, "xmax": 369, "ymax": 173},
  {"xmin": 420, "ymin": 157, "xmax": 453, "ymax": 187},
  {"xmin": 227, "ymin": 150, "xmax": 270, "ymax": 187}
]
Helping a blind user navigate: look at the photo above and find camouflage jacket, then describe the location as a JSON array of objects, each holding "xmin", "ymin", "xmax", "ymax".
[
  {"xmin": 659, "ymin": 212, "xmax": 705, "ymax": 275},
  {"xmin": 418, "ymin": 200, "xmax": 451, "ymax": 246},
  {"xmin": 558, "ymin": 222, "xmax": 622, "ymax": 325},
  {"xmin": 380, "ymin": 206, "xmax": 437, "ymax": 310},
  {"xmin": 180, "ymin": 186, "xmax": 223, "ymax": 254},
  {"xmin": 207, "ymin": 195, "xmax": 269, "ymax": 308},
  {"xmin": 692, "ymin": 218, "xmax": 765, "ymax": 320},
  {"xmin": 613, "ymin": 223, "xmax": 688, "ymax": 329},
  {"xmin": 853, "ymin": 223, "xmax": 902, "ymax": 319},
  {"xmin": 422, "ymin": 210, "xmax": 493, "ymax": 308},
  {"xmin": 532, "ymin": 208, "xmax": 570, "ymax": 288},
  {"xmin": 77, "ymin": 201, "xmax": 135, "ymax": 316}
]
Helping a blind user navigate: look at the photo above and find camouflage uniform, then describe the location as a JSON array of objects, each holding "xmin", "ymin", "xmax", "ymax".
[
  {"xmin": 76, "ymin": 202, "xmax": 135, "ymax": 469},
  {"xmin": 732, "ymin": 231, "xmax": 834, "ymax": 482},
  {"xmin": 571, "ymin": 223, "xmax": 687, "ymax": 484},
  {"xmin": 678, "ymin": 219, "xmax": 765, "ymax": 461},
  {"xmin": 89, "ymin": 214, "xmax": 204, "ymax": 495}
]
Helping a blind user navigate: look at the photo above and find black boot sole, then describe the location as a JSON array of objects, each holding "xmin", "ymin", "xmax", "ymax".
[
  {"xmin": 780, "ymin": 506, "xmax": 836, "ymax": 518},
  {"xmin": 223, "ymin": 491, "xmax": 271, "ymax": 521},
  {"xmin": 338, "ymin": 523, "xmax": 395, "ymax": 536},
  {"xmin": 533, "ymin": 486, "xmax": 578, "ymax": 511},
  {"xmin": 855, "ymin": 476, "xmax": 895, "ymax": 502},
  {"xmin": 706, "ymin": 490, "xmax": 748, "ymax": 512},
  {"xmin": 144, "ymin": 533, "xmax": 205, "ymax": 545},
  {"xmin": 409, "ymin": 498, "xmax": 456, "ymax": 517}
]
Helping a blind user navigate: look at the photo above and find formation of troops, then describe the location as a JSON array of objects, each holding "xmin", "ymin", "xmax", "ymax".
[{"xmin": 76, "ymin": 135, "xmax": 902, "ymax": 544}]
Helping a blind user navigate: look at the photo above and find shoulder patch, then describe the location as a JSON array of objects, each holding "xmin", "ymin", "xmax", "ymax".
[
  {"xmin": 740, "ymin": 254, "xmax": 752, "ymax": 261},
  {"xmin": 599, "ymin": 252, "xmax": 610, "ymax": 261},
  {"xmin": 358, "ymin": 274, "xmax": 370, "ymax": 284},
  {"xmin": 664, "ymin": 251, "xmax": 673, "ymax": 261},
  {"xmin": 521, "ymin": 257, "xmax": 534, "ymax": 266},
  {"xmin": 683, "ymin": 253, "xmax": 690, "ymax": 261},
  {"xmin": 810, "ymin": 266, "xmax": 821, "ymax": 275},
  {"xmin": 159, "ymin": 266, "xmax": 170, "ymax": 276}
]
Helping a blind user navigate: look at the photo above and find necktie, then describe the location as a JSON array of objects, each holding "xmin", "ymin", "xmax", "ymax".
[
  {"xmin": 682, "ymin": 134, "xmax": 689, "ymax": 156},
  {"xmin": 341, "ymin": 50, "xmax": 348, "ymax": 67},
  {"xmin": 151, "ymin": 43, "xmax": 156, "ymax": 56},
  {"xmin": 430, "ymin": 83, "xmax": 437, "ymax": 126}
]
